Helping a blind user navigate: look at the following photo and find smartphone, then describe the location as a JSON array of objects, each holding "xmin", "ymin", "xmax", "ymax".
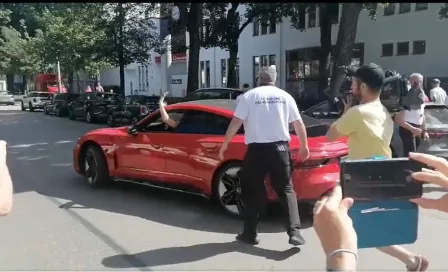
[
  {"xmin": 340, "ymin": 158, "xmax": 424, "ymax": 200},
  {"xmin": 349, "ymin": 200, "xmax": 419, "ymax": 248}
]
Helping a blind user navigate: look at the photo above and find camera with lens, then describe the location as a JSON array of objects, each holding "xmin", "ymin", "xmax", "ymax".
[{"xmin": 339, "ymin": 66, "xmax": 408, "ymax": 113}]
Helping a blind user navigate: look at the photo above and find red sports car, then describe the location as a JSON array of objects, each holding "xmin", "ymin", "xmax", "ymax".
[{"xmin": 73, "ymin": 99, "xmax": 348, "ymax": 216}]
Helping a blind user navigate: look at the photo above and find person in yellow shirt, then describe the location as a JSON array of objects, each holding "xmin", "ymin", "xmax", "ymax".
[{"xmin": 326, "ymin": 63, "xmax": 429, "ymax": 271}]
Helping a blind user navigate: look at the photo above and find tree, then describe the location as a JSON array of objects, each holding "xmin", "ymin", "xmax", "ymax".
[
  {"xmin": 171, "ymin": 3, "xmax": 203, "ymax": 93},
  {"xmin": 95, "ymin": 3, "xmax": 162, "ymax": 96},
  {"xmin": 201, "ymin": 3, "xmax": 289, "ymax": 88},
  {"xmin": 439, "ymin": 3, "xmax": 448, "ymax": 19},
  {"xmin": 33, "ymin": 4, "xmax": 110, "ymax": 92},
  {"xmin": 287, "ymin": 3, "xmax": 339, "ymax": 97}
]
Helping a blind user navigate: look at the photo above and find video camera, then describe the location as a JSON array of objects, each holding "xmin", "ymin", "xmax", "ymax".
[{"xmin": 339, "ymin": 66, "xmax": 409, "ymax": 113}]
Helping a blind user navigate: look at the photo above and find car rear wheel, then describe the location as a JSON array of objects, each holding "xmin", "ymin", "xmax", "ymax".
[
  {"xmin": 107, "ymin": 114, "xmax": 115, "ymax": 127},
  {"xmin": 28, "ymin": 102, "xmax": 34, "ymax": 112},
  {"xmin": 84, "ymin": 145, "xmax": 112, "ymax": 188},
  {"xmin": 86, "ymin": 110, "xmax": 94, "ymax": 123},
  {"xmin": 21, "ymin": 102, "xmax": 25, "ymax": 111},
  {"xmin": 68, "ymin": 108, "xmax": 75, "ymax": 120},
  {"xmin": 212, "ymin": 162, "xmax": 244, "ymax": 217},
  {"xmin": 55, "ymin": 107, "xmax": 61, "ymax": 117}
]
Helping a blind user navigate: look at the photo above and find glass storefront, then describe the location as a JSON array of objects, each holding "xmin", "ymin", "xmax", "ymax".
[{"xmin": 285, "ymin": 43, "xmax": 364, "ymax": 97}]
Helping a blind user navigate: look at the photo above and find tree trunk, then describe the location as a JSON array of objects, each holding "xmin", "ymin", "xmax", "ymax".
[
  {"xmin": 6, "ymin": 74, "xmax": 14, "ymax": 94},
  {"xmin": 186, "ymin": 3, "xmax": 202, "ymax": 93},
  {"xmin": 227, "ymin": 45, "xmax": 238, "ymax": 88},
  {"xmin": 22, "ymin": 76, "xmax": 28, "ymax": 93},
  {"xmin": 76, "ymin": 71, "xmax": 81, "ymax": 93},
  {"xmin": 329, "ymin": 3, "xmax": 363, "ymax": 96},
  {"xmin": 118, "ymin": 3, "xmax": 126, "ymax": 97},
  {"xmin": 67, "ymin": 72, "xmax": 74, "ymax": 93},
  {"xmin": 317, "ymin": 4, "xmax": 333, "ymax": 100}
]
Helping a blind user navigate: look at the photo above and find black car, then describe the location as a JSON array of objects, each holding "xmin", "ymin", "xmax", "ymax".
[
  {"xmin": 44, "ymin": 93, "xmax": 80, "ymax": 117},
  {"xmin": 68, "ymin": 92, "xmax": 120, "ymax": 123},
  {"xmin": 183, "ymin": 87, "xmax": 243, "ymax": 101},
  {"xmin": 107, "ymin": 95, "xmax": 159, "ymax": 127}
]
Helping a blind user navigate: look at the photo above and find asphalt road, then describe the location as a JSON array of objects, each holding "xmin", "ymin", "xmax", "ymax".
[{"xmin": 0, "ymin": 107, "xmax": 448, "ymax": 271}]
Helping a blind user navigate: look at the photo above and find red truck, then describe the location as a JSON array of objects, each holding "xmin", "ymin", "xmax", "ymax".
[{"xmin": 34, "ymin": 73, "xmax": 67, "ymax": 93}]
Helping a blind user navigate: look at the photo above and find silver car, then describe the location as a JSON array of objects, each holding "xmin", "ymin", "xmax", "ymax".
[{"xmin": 0, "ymin": 91, "xmax": 15, "ymax": 105}]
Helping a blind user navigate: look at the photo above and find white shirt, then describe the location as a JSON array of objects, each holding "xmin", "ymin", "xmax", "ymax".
[
  {"xmin": 403, "ymin": 104, "xmax": 425, "ymax": 125},
  {"xmin": 430, "ymin": 86, "xmax": 447, "ymax": 104},
  {"xmin": 234, "ymin": 85, "xmax": 301, "ymax": 144}
]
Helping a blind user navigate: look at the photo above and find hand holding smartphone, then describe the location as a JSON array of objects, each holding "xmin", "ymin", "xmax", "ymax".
[{"xmin": 340, "ymin": 157, "xmax": 425, "ymax": 248}]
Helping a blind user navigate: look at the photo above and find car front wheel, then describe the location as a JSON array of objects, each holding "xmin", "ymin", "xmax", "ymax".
[
  {"xmin": 68, "ymin": 108, "xmax": 75, "ymax": 120},
  {"xmin": 21, "ymin": 102, "xmax": 25, "ymax": 111},
  {"xmin": 212, "ymin": 162, "xmax": 244, "ymax": 217},
  {"xmin": 44, "ymin": 106, "xmax": 49, "ymax": 115},
  {"xmin": 55, "ymin": 107, "xmax": 61, "ymax": 117},
  {"xmin": 107, "ymin": 114, "xmax": 115, "ymax": 127},
  {"xmin": 84, "ymin": 145, "xmax": 112, "ymax": 188},
  {"xmin": 86, "ymin": 110, "xmax": 94, "ymax": 123},
  {"xmin": 28, "ymin": 102, "xmax": 34, "ymax": 112}
]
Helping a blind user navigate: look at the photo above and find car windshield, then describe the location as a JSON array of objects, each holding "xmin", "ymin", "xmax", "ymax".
[
  {"xmin": 425, "ymin": 106, "xmax": 448, "ymax": 128},
  {"xmin": 36, "ymin": 93, "xmax": 53, "ymax": 98},
  {"xmin": 97, "ymin": 93, "xmax": 118, "ymax": 101}
]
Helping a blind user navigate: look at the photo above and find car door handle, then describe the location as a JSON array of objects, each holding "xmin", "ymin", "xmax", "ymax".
[
  {"xmin": 203, "ymin": 146, "xmax": 219, "ymax": 152},
  {"xmin": 153, "ymin": 144, "xmax": 162, "ymax": 149}
]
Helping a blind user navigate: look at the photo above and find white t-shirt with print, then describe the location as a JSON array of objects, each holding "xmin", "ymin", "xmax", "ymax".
[
  {"xmin": 403, "ymin": 104, "xmax": 425, "ymax": 125},
  {"xmin": 234, "ymin": 85, "xmax": 301, "ymax": 144}
]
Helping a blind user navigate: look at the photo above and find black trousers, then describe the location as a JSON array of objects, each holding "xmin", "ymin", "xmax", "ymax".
[
  {"xmin": 240, "ymin": 141, "xmax": 301, "ymax": 238},
  {"xmin": 399, "ymin": 123, "xmax": 421, "ymax": 157}
]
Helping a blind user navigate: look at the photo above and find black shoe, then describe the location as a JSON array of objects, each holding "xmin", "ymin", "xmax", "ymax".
[
  {"xmin": 236, "ymin": 233, "xmax": 260, "ymax": 245},
  {"xmin": 289, "ymin": 233, "xmax": 306, "ymax": 246}
]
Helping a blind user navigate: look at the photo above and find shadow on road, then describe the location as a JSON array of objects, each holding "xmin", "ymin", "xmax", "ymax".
[
  {"xmin": 4, "ymin": 111, "xmax": 313, "ymax": 235},
  {"xmin": 102, "ymin": 241, "xmax": 300, "ymax": 268}
]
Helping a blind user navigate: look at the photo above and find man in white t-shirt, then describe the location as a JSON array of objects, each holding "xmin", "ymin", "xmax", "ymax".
[
  {"xmin": 429, "ymin": 78, "xmax": 446, "ymax": 104},
  {"xmin": 396, "ymin": 73, "xmax": 429, "ymax": 157},
  {"xmin": 219, "ymin": 65, "xmax": 310, "ymax": 246}
]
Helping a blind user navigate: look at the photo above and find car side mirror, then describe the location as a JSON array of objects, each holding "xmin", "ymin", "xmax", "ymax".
[{"xmin": 127, "ymin": 125, "xmax": 138, "ymax": 135}]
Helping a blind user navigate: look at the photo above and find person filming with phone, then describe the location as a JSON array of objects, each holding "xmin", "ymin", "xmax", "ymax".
[{"xmin": 325, "ymin": 63, "xmax": 428, "ymax": 271}]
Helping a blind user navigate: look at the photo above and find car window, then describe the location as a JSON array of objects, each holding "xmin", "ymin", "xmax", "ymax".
[
  {"xmin": 141, "ymin": 111, "xmax": 184, "ymax": 133},
  {"xmin": 425, "ymin": 106, "xmax": 448, "ymax": 127},
  {"xmin": 174, "ymin": 110, "xmax": 231, "ymax": 135},
  {"xmin": 186, "ymin": 90, "xmax": 223, "ymax": 100},
  {"xmin": 36, "ymin": 93, "xmax": 53, "ymax": 98}
]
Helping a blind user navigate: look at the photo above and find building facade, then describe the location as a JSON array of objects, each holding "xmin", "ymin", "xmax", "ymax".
[{"xmin": 200, "ymin": 3, "xmax": 447, "ymax": 93}]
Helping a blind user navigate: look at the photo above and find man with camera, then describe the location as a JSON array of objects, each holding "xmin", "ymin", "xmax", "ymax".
[{"xmin": 325, "ymin": 64, "xmax": 428, "ymax": 271}]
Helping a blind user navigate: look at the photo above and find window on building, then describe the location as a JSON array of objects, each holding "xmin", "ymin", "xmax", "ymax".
[
  {"xmin": 221, "ymin": 59, "xmax": 227, "ymax": 87},
  {"xmin": 308, "ymin": 5, "xmax": 317, "ymax": 28},
  {"xmin": 260, "ymin": 20, "xmax": 268, "ymax": 35},
  {"xmin": 399, "ymin": 3, "xmax": 411, "ymax": 13},
  {"xmin": 329, "ymin": 4, "xmax": 339, "ymax": 24},
  {"xmin": 269, "ymin": 18, "xmax": 276, "ymax": 34},
  {"xmin": 205, "ymin": 61, "xmax": 211, "ymax": 88},
  {"xmin": 261, "ymin": 55, "xmax": 268, "ymax": 67},
  {"xmin": 413, "ymin": 40, "xmax": 426, "ymax": 55},
  {"xmin": 253, "ymin": 17, "xmax": 259, "ymax": 36},
  {"xmin": 253, "ymin": 56, "xmax": 260, "ymax": 87},
  {"xmin": 200, "ymin": 61, "xmax": 205, "ymax": 88},
  {"xmin": 382, "ymin": 43, "xmax": 394, "ymax": 57},
  {"xmin": 415, "ymin": 3, "xmax": 428, "ymax": 11},
  {"xmin": 384, "ymin": 3, "xmax": 396, "ymax": 16},
  {"xmin": 311, "ymin": 60, "xmax": 319, "ymax": 77},
  {"xmin": 269, "ymin": 54, "xmax": 276, "ymax": 66},
  {"xmin": 396, "ymin": 41, "xmax": 409, "ymax": 56},
  {"xmin": 304, "ymin": 61, "xmax": 311, "ymax": 77}
]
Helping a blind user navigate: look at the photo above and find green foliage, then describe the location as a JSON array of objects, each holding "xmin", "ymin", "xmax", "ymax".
[
  {"xmin": 95, "ymin": 3, "xmax": 162, "ymax": 67},
  {"xmin": 439, "ymin": 3, "xmax": 448, "ymax": 19}
]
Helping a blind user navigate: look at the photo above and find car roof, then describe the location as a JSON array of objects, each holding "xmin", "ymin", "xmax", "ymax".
[{"xmin": 192, "ymin": 87, "xmax": 240, "ymax": 92}]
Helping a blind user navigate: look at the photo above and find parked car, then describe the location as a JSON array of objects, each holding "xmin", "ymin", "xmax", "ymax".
[
  {"xmin": 44, "ymin": 93, "xmax": 80, "ymax": 117},
  {"xmin": 183, "ymin": 87, "xmax": 243, "ymax": 102},
  {"xmin": 73, "ymin": 99, "xmax": 348, "ymax": 217},
  {"xmin": 68, "ymin": 92, "xmax": 120, "ymax": 123},
  {"xmin": 0, "ymin": 91, "xmax": 15, "ymax": 105},
  {"xmin": 302, "ymin": 101, "xmax": 448, "ymax": 158},
  {"xmin": 107, "ymin": 95, "xmax": 159, "ymax": 127},
  {"xmin": 21, "ymin": 92, "xmax": 54, "ymax": 111}
]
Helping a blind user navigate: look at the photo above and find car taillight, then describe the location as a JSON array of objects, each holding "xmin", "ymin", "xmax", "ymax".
[
  {"xmin": 295, "ymin": 159, "xmax": 330, "ymax": 169},
  {"xmin": 140, "ymin": 106, "xmax": 149, "ymax": 115},
  {"xmin": 428, "ymin": 131, "xmax": 448, "ymax": 138}
]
